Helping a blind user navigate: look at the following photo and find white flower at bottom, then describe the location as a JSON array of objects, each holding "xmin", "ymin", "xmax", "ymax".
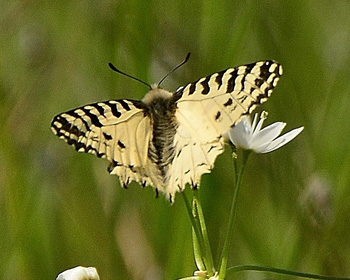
[
  {"xmin": 56, "ymin": 266, "xmax": 100, "ymax": 280},
  {"xmin": 208, "ymin": 272, "xmax": 219, "ymax": 280},
  {"xmin": 227, "ymin": 112, "xmax": 304, "ymax": 153}
]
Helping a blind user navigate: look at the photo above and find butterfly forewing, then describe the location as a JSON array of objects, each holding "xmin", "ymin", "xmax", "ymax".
[
  {"xmin": 175, "ymin": 61, "xmax": 282, "ymax": 141},
  {"xmin": 51, "ymin": 99, "xmax": 153, "ymax": 187},
  {"xmin": 51, "ymin": 60, "xmax": 282, "ymax": 201}
]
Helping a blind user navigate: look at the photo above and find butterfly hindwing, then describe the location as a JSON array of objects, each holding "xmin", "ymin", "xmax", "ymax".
[{"xmin": 168, "ymin": 128, "xmax": 225, "ymax": 193}]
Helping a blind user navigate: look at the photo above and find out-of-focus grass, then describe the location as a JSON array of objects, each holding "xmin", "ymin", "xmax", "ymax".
[{"xmin": 1, "ymin": 0, "xmax": 350, "ymax": 279}]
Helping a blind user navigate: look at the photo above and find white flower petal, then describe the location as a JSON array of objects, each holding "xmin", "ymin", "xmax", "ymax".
[
  {"xmin": 252, "ymin": 115, "xmax": 265, "ymax": 135},
  {"xmin": 228, "ymin": 117, "xmax": 253, "ymax": 149},
  {"xmin": 251, "ymin": 113, "xmax": 259, "ymax": 130},
  {"xmin": 227, "ymin": 112, "xmax": 304, "ymax": 153},
  {"xmin": 56, "ymin": 266, "xmax": 100, "ymax": 280},
  {"xmin": 259, "ymin": 127, "xmax": 304, "ymax": 153},
  {"xmin": 252, "ymin": 122, "xmax": 286, "ymax": 149}
]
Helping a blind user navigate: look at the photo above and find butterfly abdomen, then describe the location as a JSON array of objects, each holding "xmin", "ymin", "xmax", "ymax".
[{"xmin": 146, "ymin": 94, "xmax": 178, "ymax": 182}]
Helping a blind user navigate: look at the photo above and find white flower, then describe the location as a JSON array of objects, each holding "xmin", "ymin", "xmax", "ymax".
[
  {"xmin": 194, "ymin": 270, "xmax": 207, "ymax": 277},
  {"xmin": 208, "ymin": 272, "xmax": 219, "ymax": 280},
  {"xmin": 227, "ymin": 112, "xmax": 304, "ymax": 153},
  {"xmin": 56, "ymin": 266, "xmax": 100, "ymax": 280}
]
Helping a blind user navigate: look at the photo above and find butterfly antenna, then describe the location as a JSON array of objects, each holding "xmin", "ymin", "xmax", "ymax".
[
  {"xmin": 108, "ymin": 62, "xmax": 152, "ymax": 89},
  {"xmin": 158, "ymin": 52, "xmax": 191, "ymax": 86}
]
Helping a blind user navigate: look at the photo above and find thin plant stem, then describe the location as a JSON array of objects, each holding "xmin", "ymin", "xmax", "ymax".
[
  {"xmin": 226, "ymin": 265, "xmax": 350, "ymax": 280},
  {"xmin": 193, "ymin": 190, "xmax": 215, "ymax": 275},
  {"xmin": 192, "ymin": 227, "xmax": 206, "ymax": 272},
  {"xmin": 182, "ymin": 191, "xmax": 205, "ymax": 252},
  {"xmin": 218, "ymin": 150, "xmax": 251, "ymax": 279},
  {"xmin": 182, "ymin": 191, "xmax": 213, "ymax": 274},
  {"xmin": 232, "ymin": 148, "xmax": 239, "ymax": 186}
]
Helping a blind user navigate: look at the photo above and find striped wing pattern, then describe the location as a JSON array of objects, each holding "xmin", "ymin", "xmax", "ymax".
[
  {"xmin": 51, "ymin": 60, "xmax": 282, "ymax": 201},
  {"xmin": 168, "ymin": 61, "xmax": 282, "ymax": 191},
  {"xmin": 51, "ymin": 99, "xmax": 156, "ymax": 188}
]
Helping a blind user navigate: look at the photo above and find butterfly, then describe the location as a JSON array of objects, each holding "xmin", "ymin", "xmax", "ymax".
[{"xmin": 51, "ymin": 56, "xmax": 282, "ymax": 202}]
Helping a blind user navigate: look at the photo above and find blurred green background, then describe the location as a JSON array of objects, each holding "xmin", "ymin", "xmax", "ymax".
[{"xmin": 1, "ymin": 0, "xmax": 350, "ymax": 279}]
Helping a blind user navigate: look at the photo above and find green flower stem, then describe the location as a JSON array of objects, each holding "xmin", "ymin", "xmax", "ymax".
[
  {"xmin": 182, "ymin": 191, "xmax": 204, "ymax": 251},
  {"xmin": 218, "ymin": 150, "xmax": 251, "ymax": 279},
  {"xmin": 192, "ymin": 227, "xmax": 206, "ymax": 272},
  {"xmin": 227, "ymin": 265, "xmax": 350, "ymax": 280},
  {"xmin": 193, "ymin": 190, "xmax": 215, "ymax": 274},
  {"xmin": 182, "ymin": 191, "xmax": 214, "ymax": 275},
  {"xmin": 232, "ymin": 150, "xmax": 239, "ymax": 186}
]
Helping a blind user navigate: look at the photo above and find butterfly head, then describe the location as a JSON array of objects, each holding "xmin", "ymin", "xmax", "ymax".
[{"xmin": 141, "ymin": 84, "xmax": 173, "ymax": 105}]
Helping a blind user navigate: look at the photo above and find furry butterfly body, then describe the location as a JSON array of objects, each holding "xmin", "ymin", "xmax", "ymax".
[{"xmin": 51, "ymin": 60, "xmax": 282, "ymax": 201}]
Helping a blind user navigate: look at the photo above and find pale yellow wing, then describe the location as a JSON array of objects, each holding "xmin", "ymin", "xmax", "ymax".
[
  {"xmin": 165, "ymin": 61, "xmax": 283, "ymax": 197},
  {"xmin": 51, "ymin": 99, "xmax": 155, "ymax": 188}
]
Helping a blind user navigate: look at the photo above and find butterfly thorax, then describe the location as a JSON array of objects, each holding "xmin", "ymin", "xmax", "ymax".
[{"xmin": 143, "ymin": 87, "xmax": 178, "ymax": 183}]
